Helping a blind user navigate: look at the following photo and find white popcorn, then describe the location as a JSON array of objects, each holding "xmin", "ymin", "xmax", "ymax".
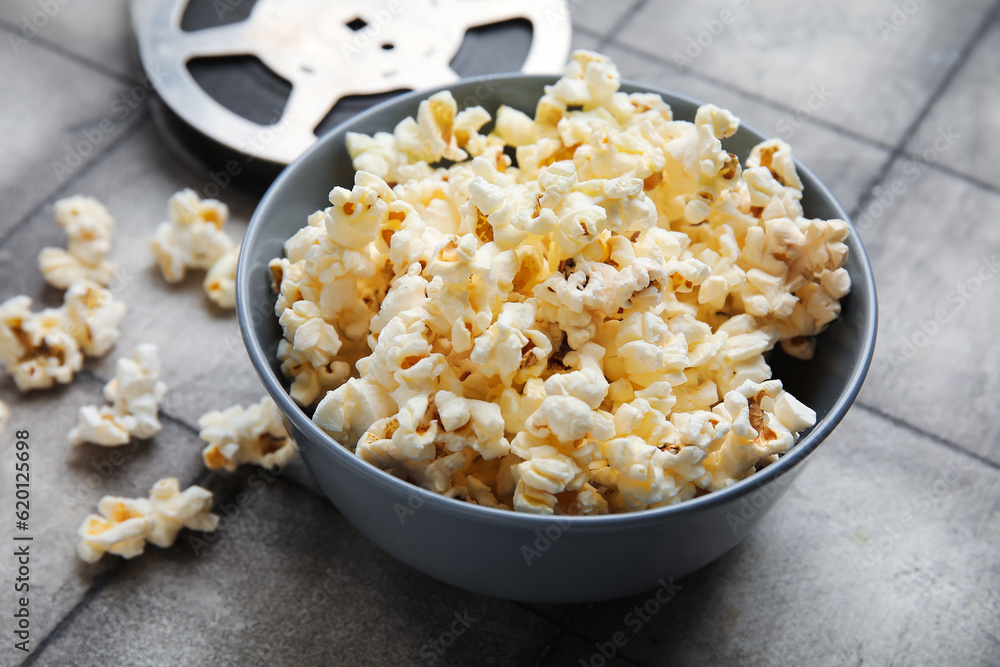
[
  {"xmin": 69, "ymin": 344, "xmax": 167, "ymax": 446},
  {"xmin": 199, "ymin": 396, "xmax": 296, "ymax": 471},
  {"xmin": 269, "ymin": 51, "xmax": 849, "ymax": 514},
  {"xmin": 0, "ymin": 294, "xmax": 85, "ymax": 392},
  {"xmin": 38, "ymin": 195, "xmax": 117, "ymax": 289},
  {"xmin": 76, "ymin": 478, "xmax": 218, "ymax": 563},
  {"xmin": 150, "ymin": 188, "xmax": 236, "ymax": 283},
  {"xmin": 62, "ymin": 280, "xmax": 127, "ymax": 357},
  {"xmin": 69, "ymin": 405, "xmax": 132, "ymax": 446},
  {"xmin": 77, "ymin": 497, "xmax": 154, "ymax": 563},
  {"xmin": 204, "ymin": 247, "xmax": 238, "ymax": 309},
  {"xmin": 146, "ymin": 478, "xmax": 220, "ymax": 548}
]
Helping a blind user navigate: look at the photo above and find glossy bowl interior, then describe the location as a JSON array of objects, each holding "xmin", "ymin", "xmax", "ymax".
[{"xmin": 237, "ymin": 74, "xmax": 878, "ymax": 603}]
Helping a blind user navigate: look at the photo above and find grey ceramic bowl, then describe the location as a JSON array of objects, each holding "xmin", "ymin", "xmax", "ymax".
[{"xmin": 237, "ymin": 74, "xmax": 878, "ymax": 604}]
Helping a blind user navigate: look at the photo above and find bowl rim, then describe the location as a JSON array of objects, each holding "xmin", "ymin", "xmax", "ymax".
[{"xmin": 237, "ymin": 72, "xmax": 879, "ymax": 528}]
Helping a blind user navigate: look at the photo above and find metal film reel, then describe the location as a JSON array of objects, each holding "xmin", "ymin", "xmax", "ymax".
[{"xmin": 131, "ymin": 0, "xmax": 572, "ymax": 166}]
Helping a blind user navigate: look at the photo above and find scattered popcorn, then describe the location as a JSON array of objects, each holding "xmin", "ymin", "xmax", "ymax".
[
  {"xmin": 69, "ymin": 344, "xmax": 167, "ymax": 446},
  {"xmin": 272, "ymin": 51, "xmax": 844, "ymax": 514},
  {"xmin": 150, "ymin": 189, "xmax": 240, "ymax": 308},
  {"xmin": 38, "ymin": 195, "xmax": 117, "ymax": 289},
  {"xmin": 198, "ymin": 396, "xmax": 296, "ymax": 471},
  {"xmin": 77, "ymin": 497, "xmax": 153, "ymax": 562},
  {"xmin": 62, "ymin": 280, "xmax": 128, "ymax": 357},
  {"xmin": 204, "ymin": 246, "xmax": 239, "ymax": 308},
  {"xmin": 0, "ymin": 281, "xmax": 125, "ymax": 392},
  {"xmin": 77, "ymin": 478, "xmax": 219, "ymax": 562}
]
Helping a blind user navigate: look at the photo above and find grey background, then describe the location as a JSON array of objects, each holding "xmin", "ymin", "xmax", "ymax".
[{"xmin": 1, "ymin": 0, "xmax": 999, "ymax": 665}]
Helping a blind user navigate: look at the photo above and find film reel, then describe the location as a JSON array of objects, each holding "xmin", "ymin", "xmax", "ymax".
[{"xmin": 131, "ymin": 0, "xmax": 572, "ymax": 171}]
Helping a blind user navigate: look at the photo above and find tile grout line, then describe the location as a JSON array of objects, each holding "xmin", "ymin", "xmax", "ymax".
[
  {"xmin": 597, "ymin": 0, "xmax": 653, "ymax": 52},
  {"xmin": 895, "ymin": 155, "xmax": 1000, "ymax": 198},
  {"xmin": 19, "ymin": 560, "xmax": 126, "ymax": 667},
  {"xmin": 857, "ymin": 402, "xmax": 1000, "ymax": 473},
  {"xmin": 0, "ymin": 17, "xmax": 139, "ymax": 86},
  {"xmin": 847, "ymin": 0, "xmax": 1000, "ymax": 219},
  {"xmin": 562, "ymin": 626, "xmax": 649, "ymax": 666},
  {"xmin": 529, "ymin": 627, "xmax": 569, "ymax": 667},
  {"xmin": 17, "ymin": 445, "xmax": 214, "ymax": 667},
  {"xmin": 0, "ymin": 112, "xmax": 150, "ymax": 251},
  {"xmin": 522, "ymin": 601, "xmax": 650, "ymax": 667}
]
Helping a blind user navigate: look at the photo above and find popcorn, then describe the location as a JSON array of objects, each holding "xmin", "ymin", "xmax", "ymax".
[
  {"xmin": 77, "ymin": 497, "xmax": 153, "ymax": 562},
  {"xmin": 38, "ymin": 195, "xmax": 117, "ymax": 289},
  {"xmin": 0, "ymin": 280, "xmax": 125, "ymax": 392},
  {"xmin": 69, "ymin": 344, "xmax": 167, "ymax": 446},
  {"xmin": 0, "ymin": 295, "xmax": 82, "ymax": 391},
  {"xmin": 199, "ymin": 397, "xmax": 296, "ymax": 471},
  {"xmin": 204, "ymin": 247, "xmax": 238, "ymax": 309},
  {"xmin": 150, "ymin": 188, "xmax": 236, "ymax": 284},
  {"xmin": 76, "ymin": 478, "xmax": 219, "ymax": 563},
  {"xmin": 271, "ymin": 51, "xmax": 850, "ymax": 514},
  {"xmin": 0, "ymin": 399, "xmax": 9, "ymax": 434},
  {"xmin": 146, "ymin": 478, "xmax": 220, "ymax": 548},
  {"xmin": 62, "ymin": 280, "xmax": 127, "ymax": 357}
]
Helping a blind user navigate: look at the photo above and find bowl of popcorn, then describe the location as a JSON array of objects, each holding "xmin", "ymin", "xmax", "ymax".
[{"xmin": 237, "ymin": 51, "xmax": 877, "ymax": 603}]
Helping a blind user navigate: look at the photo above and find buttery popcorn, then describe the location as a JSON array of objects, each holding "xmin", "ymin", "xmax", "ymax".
[
  {"xmin": 0, "ymin": 281, "xmax": 125, "ymax": 392},
  {"xmin": 69, "ymin": 344, "xmax": 167, "ymax": 446},
  {"xmin": 77, "ymin": 478, "xmax": 219, "ymax": 563},
  {"xmin": 38, "ymin": 195, "xmax": 117, "ymax": 289},
  {"xmin": 270, "ymin": 51, "xmax": 849, "ymax": 515},
  {"xmin": 204, "ymin": 246, "xmax": 239, "ymax": 308},
  {"xmin": 150, "ymin": 189, "xmax": 239, "ymax": 308},
  {"xmin": 198, "ymin": 397, "xmax": 296, "ymax": 471}
]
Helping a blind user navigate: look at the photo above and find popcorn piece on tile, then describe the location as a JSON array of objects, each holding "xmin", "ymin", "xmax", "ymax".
[
  {"xmin": 38, "ymin": 195, "xmax": 117, "ymax": 289},
  {"xmin": 69, "ymin": 405, "xmax": 132, "ymax": 447},
  {"xmin": 76, "ymin": 478, "xmax": 219, "ymax": 562},
  {"xmin": 0, "ymin": 295, "xmax": 83, "ymax": 391},
  {"xmin": 77, "ymin": 496, "xmax": 154, "ymax": 563},
  {"xmin": 199, "ymin": 397, "xmax": 297, "ymax": 471},
  {"xmin": 69, "ymin": 344, "xmax": 167, "ymax": 446},
  {"xmin": 204, "ymin": 247, "xmax": 239, "ymax": 309},
  {"xmin": 146, "ymin": 478, "xmax": 220, "ymax": 548},
  {"xmin": 109, "ymin": 344, "xmax": 166, "ymax": 431},
  {"xmin": 150, "ymin": 188, "xmax": 236, "ymax": 283},
  {"xmin": 61, "ymin": 280, "xmax": 127, "ymax": 357}
]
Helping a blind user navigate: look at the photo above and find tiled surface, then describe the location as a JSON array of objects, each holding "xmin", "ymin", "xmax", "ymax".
[
  {"xmin": 31, "ymin": 476, "xmax": 562, "ymax": 666},
  {"xmin": 0, "ymin": 38, "xmax": 143, "ymax": 240},
  {"xmin": 906, "ymin": 19, "xmax": 1000, "ymax": 190},
  {"xmin": 0, "ymin": 376, "xmax": 205, "ymax": 658},
  {"xmin": 0, "ymin": 0, "xmax": 137, "ymax": 79},
  {"xmin": 2, "ymin": 2, "xmax": 1000, "ymax": 665},
  {"xmin": 857, "ymin": 162, "xmax": 1000, "ymax": 463},
  {"xmin": 615, "ymin": 0, "xmax": 997, "ymax": 146},
  {"xmin": 569, "ymin": 0, "xmax": 644, "ymax": 38}
]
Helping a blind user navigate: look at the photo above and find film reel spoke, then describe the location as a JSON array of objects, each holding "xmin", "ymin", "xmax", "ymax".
[
  {"xmin": 132, "ymin": 0, "xmax": 571, "ymax": 165},
  {"xmin": 170, "ymin": 21, "xmax": 262, "ymax": 59}
]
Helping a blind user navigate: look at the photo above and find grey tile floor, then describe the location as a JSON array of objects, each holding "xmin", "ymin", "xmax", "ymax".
[{"xmin": 1, "ymin": 1, "xmax": 999, "ymax": 665}]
